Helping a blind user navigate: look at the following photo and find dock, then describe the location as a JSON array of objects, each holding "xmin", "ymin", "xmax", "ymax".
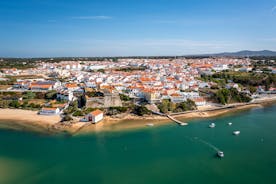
[
  {"xmin": 150, "ymin": 110, "xmax": 188, "ymax": 126},
  {"xmin": 166, "ymin": 115, "xmax": 188, "ymax": 126}
]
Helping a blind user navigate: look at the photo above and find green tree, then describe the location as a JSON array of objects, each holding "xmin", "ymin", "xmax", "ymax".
[
  {"xmin": 133, "ymin": 105, "xmax": 151, "ymax": 116},
  {"xmin": 119, "ymin": 94, "xmax": 131, "ymax": 101},
  {"xmin": 0, "ymin": 100, "xmax": 9, "ymax": 108},
  {"xmin": 72, "ymin": 110, "xmax": 84, "ymax": 117},
  {"xmin": 215, "ymin": 89, "xmax": 230, "ymax": 105},
  {"xmin": 45, "ymin": 91, "xmax": 57, "ymax": 100},
  {"xmin": 9, "ymin": 100, "xmax": 20, "ymax": 108},
  {"xmin": 23, "ymin": 92, "xmax": 36, "ymax": 99},
  {"xmin": 249, "ymin": 86, "xmax": 257, "ymax": 94},
  {"xmin": 158, "ymin": 100, "xmax": 170, "ymax": 113}
]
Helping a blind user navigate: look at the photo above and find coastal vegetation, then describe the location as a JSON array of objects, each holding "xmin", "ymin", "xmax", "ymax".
[
  {"xmin": 215, "ymin": 88, "xmax": 251, "ymax": 105},
  {"xmin": 132, "ymin": 105, "xmax": 151, "ymax": 116},
  {"xmin": 0, "ymin": 99, "xmax": 41, "ymax": 110},
  {"xmin": 158, "ymin": 99, "xmax": 197, "ymax": 114},
  {"xmin": 212, "ymin": 72, "xmax": 276, "ymax": 89},
  {"xmin": 200, "ymin": 70, "xmax": 275, "ymax": 105},
  {"xmin": 106, "ymin": 106, "xmax": 128, "ymax": 115}
]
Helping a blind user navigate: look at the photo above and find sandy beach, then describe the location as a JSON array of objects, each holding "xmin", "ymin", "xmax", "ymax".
[
  {"xmin": 0, "ymin": 109, "xmax": 61, "ymax": 134},
  {"xmin": 0, "ymin": 95, "xmax": 276, "ymax": 135}
]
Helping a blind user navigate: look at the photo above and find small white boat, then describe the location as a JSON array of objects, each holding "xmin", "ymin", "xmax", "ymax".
[
  {"xmin": 180, "ymin": 123, "xmax": 188, "ymax": 126},
  {"xmin": 217, "ymin": 151, "xmax": 224, "ymax": 158},
  {"xmin": 233, "ymin": 131, "xmax": 240, "ymax": 135},
  {"xmin": 209, "ymin": 123, "xmax": 216, "ymax": 128},
  {"xmin": 146, "ymin": 123, "xmax": 154, "ymax": 127},
  {"xmin": 228, "ymin": 122, "xmax": 232, "ymax": 126}
]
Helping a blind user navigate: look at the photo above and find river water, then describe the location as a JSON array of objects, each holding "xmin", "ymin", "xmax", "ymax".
[{"xmin": 0, "ymin": 105, "xmax": 275, "ymax": 184}]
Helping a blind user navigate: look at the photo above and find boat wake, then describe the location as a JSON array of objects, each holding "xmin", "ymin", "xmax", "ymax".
[{"xmin": 193, "ymin": 137, "xmax": 220, "ymax": 152}]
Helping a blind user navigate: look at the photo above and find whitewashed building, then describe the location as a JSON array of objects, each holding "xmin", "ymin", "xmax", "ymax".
[
  {"xmin": 57, "ymin": 90, "xmax": 74, "ymax": 101},
  {"xmin": 85, "ymin": 109, "xmax": 104, "ymax": 123},
  {"xmin": 193, "ymin": 97, "xmax": 207, "ymax": 106}
]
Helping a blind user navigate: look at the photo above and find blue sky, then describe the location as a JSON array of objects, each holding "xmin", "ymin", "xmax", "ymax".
[{"xmin": 0, "ymin": 0, "xmax": 276, "ymax": 57}]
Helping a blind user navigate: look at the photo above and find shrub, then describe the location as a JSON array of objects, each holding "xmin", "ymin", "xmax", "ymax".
[
  {"xmin": 107, "ymin": 106, "xmax": 128, "ymax": 115},
  {"xmin": 119, "ymin": 94, "xmax": 131, "ymax": 101},
  {"xmin": 61, "ymin": 115, "xmax": 73, "ymax": 122},
  {"xmin": 133, "ymin": 105, "xmax": 151, "ymax": 116},
  {"xmin": 9, "ymin": 100, "xmax": 20, "ymax": 108},
  {"xmin": 72, "ymin": 110, "xmax": 84, "ymax": 117}
]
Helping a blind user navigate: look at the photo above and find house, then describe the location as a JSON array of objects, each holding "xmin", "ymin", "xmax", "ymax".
[
  {"xmin": 180, "ymin": 82, "xmax": 189, "ymax": 90},
  {"xmin": 30, "ymin": 83, "xmax": 53, "ymax": 91},
  {"xmin": 85, "ymin": 109, "xmax": 104, "ymax": 123},
  {"xmin": 57, "ymin": 90, "xmax": 74, "ymax": 101},
  {"xmin": 212, "ymin": 64, "xmax": 229, "ymax": 72},
  {"xmin": 170, "ymin": 93, "xmax": 186, "ymax": 103},
  {"xmin": 143, "ymin": 89, "xmax": 161, "ymax": 104},
  {"xmin": 13, "ymin": 81, "xmax": 30, "ymax": 89},
  {"xmin": 29, "ymin": 81, "xmax": 57, "ymax": 91},
  {"xmin": 65, "ymin": 83, "xmax": 79, "ymax": 91},
  {"xmin": 182, "ymin": 92, "xmax": 200, "ymax": 99},
  {"xmin": 52, "ymin": 103, "xmax": 68, "ymax": 110},
  {"xmin": 193, "ymin": 97, "xmax": 207, "ymax": 106},
  {"xmin": 39, "ymin": 107, "xmax": 60, "ymax": 115}
]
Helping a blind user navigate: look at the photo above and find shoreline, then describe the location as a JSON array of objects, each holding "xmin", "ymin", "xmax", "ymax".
[{"xmin": 0, "ymin": 96, "xmax": 276, "ymax": 135}]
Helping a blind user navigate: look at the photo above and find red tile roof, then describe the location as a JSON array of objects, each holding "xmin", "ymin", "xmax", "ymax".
[{"xmin": 90, "ymin": 109, "xmax": 103, "ymax": 116}]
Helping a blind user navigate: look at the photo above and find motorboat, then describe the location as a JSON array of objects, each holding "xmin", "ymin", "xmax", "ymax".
[
  {"xmin": 217, "ymin": 151, "xmax": 224, "ymax": 158},
  {"xmin": 180, "ymin": 123, "xmax": 188, "ymax": 126},
  {"xmin": 233, "ymin": 131, "xmax": 240, "ymax": 135},
  {"xmin": 146, "ymin": 123, "xmax": 154, "ymax": 127},
  {"xmin": 209, "ymin": 123, "xmax": 216, "ymax": 128},
  {"xmin": 228, "ymin": 122, "xmax": 232, "ymax": 126}
]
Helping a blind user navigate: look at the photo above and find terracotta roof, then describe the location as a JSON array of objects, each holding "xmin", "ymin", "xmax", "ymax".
[
  {"xmin": 171, "ymin": 93, "xmax": 181, "ymax": 97},
  {"xmin": 90, "ymin": 109, "xmax": 103, "ymax": 116},
  {"xmin": 65, "ymin": 83, "xmax": 78, "ymax": 88},
  {"xmin": 193, "ymin": 97, "xmax": 206, "ymax": 102},
  {"xmin": 30, "ymin": 84, "xmax": 52, "ymax": 88}
]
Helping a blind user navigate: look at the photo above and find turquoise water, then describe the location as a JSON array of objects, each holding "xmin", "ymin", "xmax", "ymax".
[{"xmin": 0, "ymin": 105, "xmax": 276, "ymax": 184}]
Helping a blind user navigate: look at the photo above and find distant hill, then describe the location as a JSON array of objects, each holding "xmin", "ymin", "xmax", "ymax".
[{"xmin": 208, "ymin": 50, "xmax": 276, "ymax": 57}]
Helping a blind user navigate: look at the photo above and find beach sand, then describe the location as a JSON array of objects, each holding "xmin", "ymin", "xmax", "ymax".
[{"xmin": 0, "ymin": 109, "xmax": 60, "ymax": 134}]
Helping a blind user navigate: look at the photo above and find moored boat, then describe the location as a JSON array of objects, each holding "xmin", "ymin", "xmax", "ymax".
[
  {"xmin": 228, "ymin": 122, "xmax": 232, "ymax": 126},
  {"xmin": 233, "ymin": 131, "xmax": 240, "ymax": 135},
  {"xmin": 217, "ymin": 151, "xmax": 224, "ymax": 158},
  {"xmin": 209, "ymin": 123, "xmax": 216, "ymax": 128},
  {"xmin": 180, "ymin": 123, "xmax": 188, "ymax": 126}
]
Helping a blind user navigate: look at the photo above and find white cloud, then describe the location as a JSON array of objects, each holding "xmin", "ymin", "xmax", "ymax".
[{"xmin": 71, "ymin": 16, "xmax": 112, "ymax": 20}]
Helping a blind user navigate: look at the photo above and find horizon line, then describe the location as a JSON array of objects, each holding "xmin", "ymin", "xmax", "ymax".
[{"xmin": 1, "ymin": 49, "xmax": 276, "ymax": 59}]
